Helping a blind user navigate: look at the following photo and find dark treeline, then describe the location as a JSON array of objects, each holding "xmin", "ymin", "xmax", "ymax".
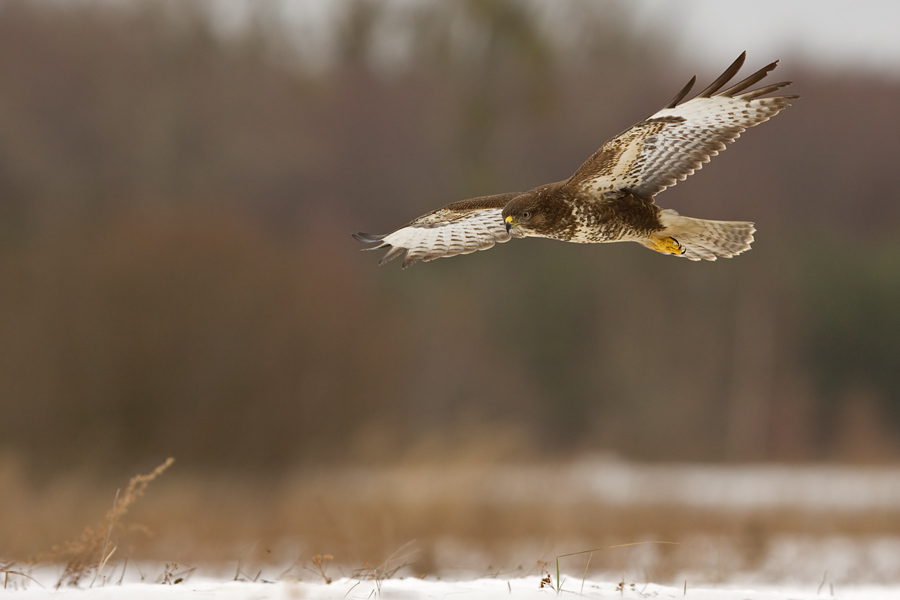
[{"xmin": 1, "ymin": 0, "xmax": 899, "ymax": 478}]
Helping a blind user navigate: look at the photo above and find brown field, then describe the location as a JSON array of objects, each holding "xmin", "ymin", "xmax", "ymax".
[{"xmin": 4, "ymin": 456, "xmax": 900, "ymax": 587}]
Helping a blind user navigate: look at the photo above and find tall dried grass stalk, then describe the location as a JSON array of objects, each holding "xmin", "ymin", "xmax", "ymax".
[{"xmin": 29, "ymin": 458, "xmax": 175, "ymax": 588}]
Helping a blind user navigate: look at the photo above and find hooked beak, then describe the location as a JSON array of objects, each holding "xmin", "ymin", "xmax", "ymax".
[{"xmin": 504, "ymin": 215, "xmax": 515, "ymax": 234}]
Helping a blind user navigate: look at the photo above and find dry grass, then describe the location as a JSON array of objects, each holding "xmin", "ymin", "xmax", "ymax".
[
  {"xmin": 3, "ymin": 458, "xmax": 900, "ymax": 586},
  {"xmin": 24, "ymin": 458, "xmax": 175, "ymax": 588}
]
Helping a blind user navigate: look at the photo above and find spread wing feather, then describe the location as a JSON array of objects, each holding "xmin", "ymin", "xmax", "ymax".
[
  {"xmin": 567, "ymin": 52, "xmax": 797, "ymax": 200},
  {"xmin": 352, "ymin": 193, "xmax": 518, "ymax": 269}
]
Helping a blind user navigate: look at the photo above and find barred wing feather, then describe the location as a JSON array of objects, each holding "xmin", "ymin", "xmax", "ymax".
[
  {"xmin": 352, "ymin": 193, "xmax": 517, "ymax": 269},
  {"xmin": 568, "ymin": 52, "xmax": 797, "ymax": 199}
]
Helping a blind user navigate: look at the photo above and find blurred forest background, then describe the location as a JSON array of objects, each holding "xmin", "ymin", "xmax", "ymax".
[{"xmin": 1, "ymin": 0, "xmax": 900, "ymax": 486}]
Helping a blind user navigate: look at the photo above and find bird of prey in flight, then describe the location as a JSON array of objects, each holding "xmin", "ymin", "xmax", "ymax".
[{"xmin": 353, "ymin": 53, "xmax": 796, "ymax": 269}]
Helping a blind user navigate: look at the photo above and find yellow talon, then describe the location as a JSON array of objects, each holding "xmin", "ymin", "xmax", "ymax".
[{"xmin": 649, "ymin": 235, "xmax": 684, "ymax": 255}]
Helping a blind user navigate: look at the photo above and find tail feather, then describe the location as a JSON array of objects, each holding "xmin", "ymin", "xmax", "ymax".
[{"xmin": 656, "ymin": 209, "xmax": 755, "ymax": 261}]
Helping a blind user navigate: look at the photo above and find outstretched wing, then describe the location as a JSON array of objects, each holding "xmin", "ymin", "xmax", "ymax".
[
  {"xmin": 352, "ymin": 192, "xmax": 518, "ymax": 269},
  {"xmin": 567, "ymin": 52, "xmax": 797, "ymax": 199}
]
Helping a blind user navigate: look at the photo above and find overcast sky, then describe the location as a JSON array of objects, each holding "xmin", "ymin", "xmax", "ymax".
[{"xmin": 629, "ymin": 0, "xmax": 900, "ymax": 76}]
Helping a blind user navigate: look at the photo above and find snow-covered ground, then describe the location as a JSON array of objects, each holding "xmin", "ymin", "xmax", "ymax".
[
  {"xmin": 5, "ymin": 460, "xmax": 900, "ymax": 598},
  {"xmin": 5, "ymin": 574, "xmax": 900, "ymax": 600},
  {"xmin": 353, "ymin": 458, "xmax": 900, "ymax": 512}
]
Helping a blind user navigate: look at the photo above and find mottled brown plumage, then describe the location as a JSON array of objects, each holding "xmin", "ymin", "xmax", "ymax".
[{"xmin": 353, "ymin": 53, "xmax": 797, "ymax": 268}]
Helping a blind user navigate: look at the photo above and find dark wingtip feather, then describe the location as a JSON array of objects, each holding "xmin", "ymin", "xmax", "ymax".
[
  {"xmin": 717, "ymin": 60, "xmax": 780, "ymax": 97},
  {"xmin": 736, "ymin": 81, "xmax": 794, "ymax": 100},
  {"xmin": 378, "ymin": 245, "xmax": 406, "ymax": 266},
  {"xmin": 664, "ymin": 75, "xmax": 696, "ymax": 109},
  {"xmin": 697, "ymin": 51, "xmax": 747, "ymax": 98},
  {"xmin": 352, "ymin": 231, "xmax": 387, "ymax": 243}
]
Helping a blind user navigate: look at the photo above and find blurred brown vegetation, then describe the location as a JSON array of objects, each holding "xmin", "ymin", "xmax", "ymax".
[
  {"xmin": 0, "ymin": 0, "xmax": 900, "ymax": 484},
  {"xmin": 4, "ymin": 458, "xmax": 900, "ymax": 583}
]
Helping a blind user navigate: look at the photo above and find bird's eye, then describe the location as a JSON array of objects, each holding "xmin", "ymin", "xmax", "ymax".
[{"xmin": 522, "ymin": 211, "xmax": 530, "ymax": 219}]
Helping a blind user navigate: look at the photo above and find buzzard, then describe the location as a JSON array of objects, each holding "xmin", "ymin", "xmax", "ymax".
[{"xmin": 353, "ymin": 53, "xmax": 796, "ymax": 268}]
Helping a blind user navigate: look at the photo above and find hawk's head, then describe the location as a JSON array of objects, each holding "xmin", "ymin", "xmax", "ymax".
[{"xmin": 501, "ymin": 187, "xmax": 563, "ymax": 238}]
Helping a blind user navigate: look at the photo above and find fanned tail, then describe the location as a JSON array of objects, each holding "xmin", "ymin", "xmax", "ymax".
[{"xmin": 655, "ymin": 208, "xmax": 755, "ymax": 261}]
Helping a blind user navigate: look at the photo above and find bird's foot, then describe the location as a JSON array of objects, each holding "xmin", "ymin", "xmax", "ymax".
[{"xmin": 647, "ymin": 235, "xmax": 685, "ymax": 255}]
